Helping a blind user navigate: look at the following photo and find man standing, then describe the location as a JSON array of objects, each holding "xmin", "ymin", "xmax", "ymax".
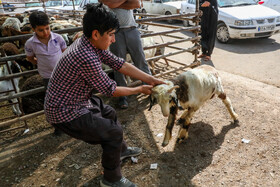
[
  {"xmin": 198, "ymin": 0, "xmax": 218, "ymax": 61},
  {"xmin": 44, "ymin": 3, "xmax": 164, "ymax": 187},
  {"xmin": 102, "ymin": 0, "xmax": 151, "ymax": 109}
]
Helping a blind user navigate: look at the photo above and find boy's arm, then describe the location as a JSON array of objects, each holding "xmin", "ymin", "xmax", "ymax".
[
  {"xmin": 26, "ymin": 56, "xmax": 37, "ymax": 65},
  {"xmin": 118, "ymin": 62, "xmax": 165, "ymax": 86},
  {"xmin": 102, "ymin": 0, "xmax": 140, "ymax": 9},
  {"xmin": 112, "ymin": 62, "xmax": 165, "ymax": 97}
]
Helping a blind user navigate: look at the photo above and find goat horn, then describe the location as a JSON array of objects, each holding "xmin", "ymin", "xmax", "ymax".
[{"xmin": 167, "ymin": 85, "xmax": 179, "ymax": 93}]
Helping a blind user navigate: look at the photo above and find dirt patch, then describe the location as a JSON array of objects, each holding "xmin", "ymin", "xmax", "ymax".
[{"xmin": 0, "ymin": 69, "xmax": 279, "ymax": 187}]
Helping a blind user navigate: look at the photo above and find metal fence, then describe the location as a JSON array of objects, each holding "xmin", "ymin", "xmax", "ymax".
[{"xmin": 0, "ymin": 3, "xmax": 202, "ymax": 134}]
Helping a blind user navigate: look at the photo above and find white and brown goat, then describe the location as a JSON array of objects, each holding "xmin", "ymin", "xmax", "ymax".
[{"xmin": 149, "ymin": 65, "xmax": 238, "ymax": 147}]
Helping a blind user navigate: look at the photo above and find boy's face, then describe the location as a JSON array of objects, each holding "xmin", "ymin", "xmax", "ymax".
[
  {"xmin": 93, "ymin": 29, "xmax": 116, "ymax": 50},
  {"xmin": 33, "ymin": 25, "xmax": 51, "ymax": 40}
]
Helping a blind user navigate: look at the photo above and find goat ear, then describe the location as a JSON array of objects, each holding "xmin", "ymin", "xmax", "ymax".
[
  {"xmin": 167, "ymin": 85, "xmax": 179, "ymax": 93},
  {"xmin": 148, "ymin": 95, "xmax": 156, "ymax": 111}
]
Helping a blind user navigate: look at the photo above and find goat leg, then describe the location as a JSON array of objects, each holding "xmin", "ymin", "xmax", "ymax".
[
  {"xmin": 176, "ymin": 107, "xmax": 196, "ymax": 144},
  {"xmin": 162, "ymin": 105, "xmax": 178, "ymax": 147},
  {"xmin": 218, "ymin": 93, "xmax": 238, "ymax": 122}
]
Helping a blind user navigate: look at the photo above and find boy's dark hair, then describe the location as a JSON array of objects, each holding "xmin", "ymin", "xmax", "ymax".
[
  {"xmin": 83, "ymin": 3, "xmax": 119, "ymax": 37},
  {"xmin": 29, "ymin": 11, "xmax": 50, "ymax": 29}
]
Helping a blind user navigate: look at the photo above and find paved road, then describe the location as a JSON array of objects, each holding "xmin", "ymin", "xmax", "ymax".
[
  {"xmin": 212, "ymin": 33, "xmax": 280, "ymax": 88},
  {"xmin": 169, "ymin": 22, "xmax": 280, "ymax": 88}
]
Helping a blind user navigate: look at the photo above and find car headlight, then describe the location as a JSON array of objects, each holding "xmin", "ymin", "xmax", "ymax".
[
  {"xmin": 234, "ymin": 20, "xmax": 253, "ymax": 26},
  {"xmin": 276, "ymin": 16, "xmax": 280, "ymax": 22}
]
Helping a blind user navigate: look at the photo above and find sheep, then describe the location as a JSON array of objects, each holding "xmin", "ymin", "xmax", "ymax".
[
  {"xmin": 20, "ymin": 74, "xmax": 45, "ymax": 114},
  {"xmin": 1, "ymin": 18, "xmax": 33, "ymax": 48},
  {"xmin": 149, "ymin": 65, "xmax": 238, "ymax": 147},
  {"xmin": 1, "ymin": 42, "xmax": 35, "ymax": 70},
  {"xmin": 50, "ymin": 22, "xmax": 70, "ymax": 45},
  {"xmin": 1, "ymin": 17, "xmax": 21, "ymax": 37},
  {"xmin": 0, "ymin": 60, "xmax": 22, "ymax": 116}
]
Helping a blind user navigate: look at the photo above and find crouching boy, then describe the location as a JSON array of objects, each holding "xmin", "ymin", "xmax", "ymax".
[{"xmin": 44, "ymin": 3, "xmax": 165, "ymax": 187}]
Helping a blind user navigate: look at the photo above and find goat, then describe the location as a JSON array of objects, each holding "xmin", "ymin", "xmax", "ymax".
[
  {"xmin": 149, "ymin": 65, "xmax": 238, "ymax": 147},
  {"xmin": 0, "ymin": 60, "xmax": 22, "ymax": 116}
]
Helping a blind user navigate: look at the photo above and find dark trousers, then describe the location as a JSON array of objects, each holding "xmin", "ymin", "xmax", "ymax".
[
  {"xmin": 53, "ymin": 96, "xmax": 127, "ymax": 182},
  {"xmin": 110, "ymin": 27, "xmax": 151, "ymax": 87}
]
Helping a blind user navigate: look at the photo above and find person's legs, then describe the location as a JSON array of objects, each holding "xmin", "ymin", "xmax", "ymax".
[
  {"xmin": 126, "ymin": 28, "xmax": 151, "ymax": 76},
  {"xmin": 110, "ymin": 29, "xmax": 130, "ymax": 109},
  {"xmin": 53, "ymin": 97, "xmax": 126, "ymax": 182},
  {"xmin": 110, "ymin": 30, "xmax": 128, "ymax": 87}
]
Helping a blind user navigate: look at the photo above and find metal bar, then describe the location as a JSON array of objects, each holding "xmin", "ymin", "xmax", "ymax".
[
  {"xmin": 0, "ymin": 101, "xmax": 19, "ymax": 107},
  {"xmin": 0, "ymin": 90, "xmax": 14, "ymax": 94},
  {"xmin": 136, "ymin": 13, "xmax": 199, "ymax": 23},
  {"xmin": 0, "ymin": 27, "xmax": 83, "ymax": 44},
  {"xmin": 0, "ymin": 125, "xmax": 27, "ymax": 134},
  {"xmin": 146, "ymin": 46, "xmax": 199, "ymax": 63},
  {"xmin": 163, "ymin": 58, "xmax": 188, "ymax": 66},
  {"xmin": 0, "ymin": 54, "xmax": 26, "ymax": 62},
  {"xmin": 154, "ymin": 61, "xmax": 201, "ymax": 78},
  {"xmin": 0, "ymin": 69, "xmax": 38, "ymax": 81},
  {"xmin": 143, "ymin": 37, "xmax": 200, "ymax": 50},
  {"xmin": 0, "ymin": 115, "xmax": 19, "ymax": 121},
  {"xmin": 163, "ymin": 34, "xmax": 190, "ymax": 40},
  {"xmin": 0, "ymin": 87, "xmax": 45, "ymax": 102},
  {"xmin": 141, "ymin": 22, "xmax": 184, "ymax": 29},
  {"xmin": 0, "ymin": 110, "xmax": 44, "ymax": 128},
  {"xmin": 141, "ymin": 26, "xmax": 200, "ymax": 38}
]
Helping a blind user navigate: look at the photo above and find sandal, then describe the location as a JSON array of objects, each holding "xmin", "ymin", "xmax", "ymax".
[
  {"xmin": 204, "ymin": 56, "xmax": 211, "ymax": 61},
  {"xmin": 119, "ymin": 97, "xmax": 128, "ymax": 109},
  {"xmin": 198, "ymin": 54, "xmax": 206, "ymax": 58}
]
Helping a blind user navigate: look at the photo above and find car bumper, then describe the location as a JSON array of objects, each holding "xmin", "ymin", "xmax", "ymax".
[{"xmin": 228, "ymin": 24, "xmax": 280, "ymax": 39}]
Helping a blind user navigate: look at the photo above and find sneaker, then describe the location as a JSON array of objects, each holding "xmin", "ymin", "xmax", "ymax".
[
  {"xmin": 120, "ymin": 147, "xmax": 142, "ymax": 161},
  {"xmin": 100, "ymin": 176, "xmax": 137, "ymax": 187}
]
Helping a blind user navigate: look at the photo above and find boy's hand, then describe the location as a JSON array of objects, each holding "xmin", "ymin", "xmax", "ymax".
[
  {"xmin": 149, "ymin": 77, "xmax": 166, "ymax": 87},
  {"xmin": 140, "ymin": 85, "xmax": 154, "ymax": 95}
]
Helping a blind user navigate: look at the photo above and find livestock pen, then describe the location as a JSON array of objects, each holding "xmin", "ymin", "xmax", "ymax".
[{"xmin": 0, "ymin": 1, "xmax": 202, "ymax": 135}]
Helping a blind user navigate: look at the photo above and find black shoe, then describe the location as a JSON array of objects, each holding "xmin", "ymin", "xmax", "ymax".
[
  {"xmin": 120, "ymin": 147, "xmax": 142, "ymax": 161},
  {"xmin": 53, "ymin": 128, "xmax": 63, "ymax": 136},
  {"xmin": 100, "ymin": 176, "xmax": 137, "ymax": 187}
]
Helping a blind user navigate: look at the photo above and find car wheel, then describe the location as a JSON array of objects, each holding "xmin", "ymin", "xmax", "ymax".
[
  {"xmin": 9, "ymin": 8, "xmax": 13, "ymax": 12},
  {"xmin": 165, "ymin": 11, "xmax": 174, "ymax": 24},
  {"xmin": 142, "ymin": 9, "xmax": 147, "ymax": 13},
  {"xmin": 216, "ymin": 23, "xmax": 231, "ymax": 43},
  {"xmin": 182, "ymin": 20, "xmax": 189, "ymax": 27}
]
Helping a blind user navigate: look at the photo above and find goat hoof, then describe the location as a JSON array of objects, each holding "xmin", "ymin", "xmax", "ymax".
[
  {"xmin": 234, "ymin": 119, "xmax": 239, "ymax": 125},
  {"xmin": 176, "ymin": 137, "xmax": 184, "ymax": 144},
  {"xmin": 162, "ymin": 141, "xmax": 169, "ymax": 147}
]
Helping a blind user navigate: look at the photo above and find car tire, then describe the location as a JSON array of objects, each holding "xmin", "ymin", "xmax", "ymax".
[
  {"xmin": 182, "ymin": 20, "xmax": 189, "ymax": 27},
  {"xmin": 142, "ymin": 9, "xmax": 147, "ymax": 13},
  {"xmin": 216, "ymin": 23, "xmax": 232, "ymax": 43},
  {"xmin": 165, "ymin": 11, "xmax": 174, "ymax": 24}
]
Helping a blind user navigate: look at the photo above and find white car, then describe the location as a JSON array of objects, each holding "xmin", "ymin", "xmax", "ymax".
[
  {"xmin": 258, "ymin": 0, "xmax": 280, "ymax": 13},
  {"xmin": 25, "ymin": 0, "xmax": 82, "ymax": 13},
  {"xmin": 181, "ymin": 0, "xmax": 280, "ymax": 43},
  {"xmin": 142, "ymin": 0, "xmax": 185, "ymax": 23}
]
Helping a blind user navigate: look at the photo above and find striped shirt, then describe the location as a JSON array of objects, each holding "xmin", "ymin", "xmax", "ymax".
[{"xmin": 44, "ymin": 35, "xmax": 125, "ymax": 124}]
